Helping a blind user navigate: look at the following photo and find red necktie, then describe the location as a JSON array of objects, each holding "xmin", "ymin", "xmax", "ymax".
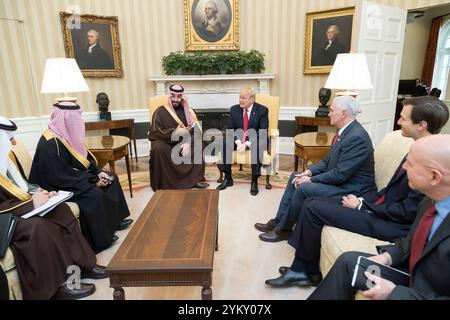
[
  {"xmin": 331, "ymin": 133, "xmax": 340, "ymax": 146},
  {"xmin": 374, "ymin": 194, "xmax": 385, "ymax": 205},
  {"xmin": 374, "ymin": 160, "xmax": 406, "ymax": 205},
  {"xmin": 409, "ymin": 204, "xmax": 437, "ymax": 275},
  {"xmin": 243, "ymin": 109, "xmax": 249, "ymax": 142}
]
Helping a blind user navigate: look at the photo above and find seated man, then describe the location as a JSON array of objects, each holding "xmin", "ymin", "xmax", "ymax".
[
  {"xmin": 148, "ymin": 84, "xmax": 208, "ymax": 191},
  {"xmin": 216, "ymin": 87, "xmax": 269, "ymax": 196},
  {"xmin": 308, "ymin": 134, "xmax": 450, "ymax": 300},
  {"xmin": 0, "ymin": 117, "xmax": 106, "ymax": 300},
  {"xmin": 256, "ymin": 96, "xmax": 376, "ymax": 242},
  {"xmin": 29, "ymin": 103, "xmax": 132, "ymax": 253},
  {"xmin": 265, "ymin": 96, "xmax": 449, "ymax": 287}
]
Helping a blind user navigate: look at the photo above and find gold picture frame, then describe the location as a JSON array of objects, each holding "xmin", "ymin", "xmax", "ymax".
[
  {"xmin": 184, "ymin": 0, "xmax": 240, "ymax": 51},
  {"xmin": 303, "ymin": 7, "xmax": 354, "ymax": 74},
  {"xmin": 60, "ymin": 12, "xmax": 123, "ymax": 78}
]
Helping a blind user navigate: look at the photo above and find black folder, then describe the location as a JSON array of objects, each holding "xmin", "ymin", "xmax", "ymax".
[
  {"xmin": 0, "ymin": 213, "xmax": 18, "ymax": 258},
  {"xmin": 351, "ymin": 256, "xmax": 410, "ymax": 291}
]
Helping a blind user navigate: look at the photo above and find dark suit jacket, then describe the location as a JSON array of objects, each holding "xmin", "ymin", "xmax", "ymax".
[
  {"xmin": 313, "ymin": 39, "xmax": 347, "ymax": 66},
  {"xmin": 227, "ymin": 103, "xmax": 269, "ymax": 146},
  {"xmin": 380, "ymin": 197, "xmax": 450, "ymax": 299},
  {"xmin": 362, "ymin": 156, "xmax": 425, "ymax": 225},
  {"xmin": 76, "ymin": 44, "xmax": 114, "ymax": 70},
  {"xmin": 308, "ymin": 120, "xmax": 376, "ymax": 196}
]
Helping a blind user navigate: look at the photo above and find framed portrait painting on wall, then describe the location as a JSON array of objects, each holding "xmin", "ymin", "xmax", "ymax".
[
  {"xmin": 184, "ymin": 0, "xmax": 240, "ymax": 51},
  {"xmin": 303, "ymin": 7, "xmax": 354, "ymax": 74},
  {"xmin": 60, "ymin": 12, "xmax": 123, "ymax": 78}
]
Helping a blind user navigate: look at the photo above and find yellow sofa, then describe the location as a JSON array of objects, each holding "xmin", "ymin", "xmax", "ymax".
[
  {"xmin": 319, "ymin": 130, "xmax": 414, "ymax": 276},
  {"xmin": 0, "ymin": 139, "xmax": 80, "ymax": 299}
]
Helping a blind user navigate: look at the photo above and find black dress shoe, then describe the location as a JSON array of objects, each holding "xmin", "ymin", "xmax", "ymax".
[
  {"xmin": 112, "ymin": 235, "xmax": 119, "ymax": 242},
  {"xmin": 279, "ymin": 266, "xmax": 289, "ymax": 275},
  {"xmin": 52, "ymin": 283, "xmax": 96, "ymax": 300},
  {"xmin": 250, "ymin": 181, "xmax": 259, "ymax": 196},
  {"xmin": 265, "ymin": 269, "xmax": 322, "ymax": 287},
  {"xmin": 216, "ymin": 178, "xmax": 233, "ymax": 190},
  {"xmin": 117, "ymin": 218, "xmax": 133, "ymax": 231},
  {"xmin": 259, "ymin": 228, "xmax": 292, "ymax": 242},
  {"xmin": 193, "ymin": 182, "xmax": 210, "ymax": 189},
  {"xmin": 254, "ymin": 219, "xmax": 276, "ymax": 232},
  {"xmin": 81, "ymin": 264, "xmax": 109, "ymax": 280}
]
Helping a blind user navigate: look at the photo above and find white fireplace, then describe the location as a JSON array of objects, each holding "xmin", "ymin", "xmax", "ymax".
[{"xmin": 147, "ymin": 74, "xmax": 275, "ymax": 109}]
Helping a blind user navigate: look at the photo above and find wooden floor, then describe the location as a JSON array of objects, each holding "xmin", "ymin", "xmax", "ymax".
[{"xmin": 88, "ymin": 154, "xmax": 316, "ymax": 300}]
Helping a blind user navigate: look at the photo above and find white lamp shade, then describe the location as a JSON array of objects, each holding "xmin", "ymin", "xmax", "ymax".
[
  {"xmin": 40, "ymin": 58, "xmax": 89, "ymax": 94},
  {"xmin": 324, "ymin": 53, "xmax": 373, "ymax": 91}
]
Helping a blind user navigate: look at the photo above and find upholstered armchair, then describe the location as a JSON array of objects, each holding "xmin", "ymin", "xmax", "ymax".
[
  {"xmin": 148, "ymin": 95, "xmax": 168, "ymax": 124},
  {"xmin": 218, "ymin": 94, "xmax": 280, "ymax": 189},
  {"xmin": 0, "ymin": 138, "xmax": 80, "ymax": 299},
  {"xmin": 319, "ymin": 130, "xmax": 414, "ymax": 289}
]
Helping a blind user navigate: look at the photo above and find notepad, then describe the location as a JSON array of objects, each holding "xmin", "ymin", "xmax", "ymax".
[
  {"xmin": 351, "ymin": 256, "xmax": 410, "ymax": 291},
  {"xmin": 21, "ymin": 191, "xmax": 74, "ymax": 219}
]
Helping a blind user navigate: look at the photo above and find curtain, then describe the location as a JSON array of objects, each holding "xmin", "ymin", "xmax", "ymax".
[{"xmin": 421, "ymin": 17, "xmax": 442, "ymax": 88}]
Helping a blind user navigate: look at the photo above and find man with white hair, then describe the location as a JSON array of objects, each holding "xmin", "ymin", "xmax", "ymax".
[
  {"xmin": 313, "ymin": 24, "xmax": 347, "ymax": 66},
  {"xmin": 0, "ymin": 116, "xmax": 107, "ymax": 299},
  {"xmin": 76, "ymin": 29, "xmax": 114, "ymax": 69},
  {"xmin": 197, "ymin": 0, "xmax": 227, "ymax": 42},
  {"xmin": 308, "ymin": 134, "xmax": 450, "ymax": 300},
  {"xmin": 256, "ymin": 96, "xmax": 376, "ymax": 242}
]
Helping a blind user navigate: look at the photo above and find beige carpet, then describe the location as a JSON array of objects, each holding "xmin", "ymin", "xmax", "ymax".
[{"xmin": 86, "ymin": 168, "xmax": 315, "ymax": 300}]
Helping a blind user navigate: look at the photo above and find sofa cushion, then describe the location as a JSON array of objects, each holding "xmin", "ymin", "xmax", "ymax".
[{"xmin": 320, "ymin": 226, "xmax": 391, "ymax": 276}]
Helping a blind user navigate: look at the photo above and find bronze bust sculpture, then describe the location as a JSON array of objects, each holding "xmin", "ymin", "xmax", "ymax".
[
  {"xmin": 96, "ymin": 92, "xmax": 111, "ymax": 121},
  {"xmin": 315, "ymin": 87, "xmax": 332, "ymax": 118}
]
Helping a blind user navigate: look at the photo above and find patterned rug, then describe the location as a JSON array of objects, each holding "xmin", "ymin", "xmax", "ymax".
[{"xmin": 117, "ymin": 165, "xmax": 291, "ymax": 192}]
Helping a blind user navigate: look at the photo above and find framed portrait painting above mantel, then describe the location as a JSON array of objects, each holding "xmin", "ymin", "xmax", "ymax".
[
  {"xmin": 184, "ymin": 0, "xmax": 240, "ymax": 51},
  {"xmin": 60, "ymin": 12, "xmax": 123, "ymax": 78},
  {"xmin": 303, "ymin": 7, "xmax": 354, "ymax": 74}
]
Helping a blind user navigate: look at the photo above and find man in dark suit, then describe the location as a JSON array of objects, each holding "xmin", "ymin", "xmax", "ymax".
[
  {"xmin": 256, "ymin": 96, "xmax": 376, "ymax": 242},
  {"xmin": 307, "ymin": 134, "xmax": 450, "ymax": 300},
  {"xmin": 217, "ymin": 87, "xmax": 269, "ymax": 196},
  {"xmin": 265, "ymin": 96, "xmax": 449, "ymax": 288},
  {"xmin": 76, "ymin": 29, "xmax": 114, "ymax": 70},
  {"xmin": 312, "ymin": 25, "xmax": 347, "ymax": 66}
]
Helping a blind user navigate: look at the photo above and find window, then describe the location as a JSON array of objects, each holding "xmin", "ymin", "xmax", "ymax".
[{"xmin": 432, "ymin": 20, "xmax": 450, "ymax": 100}]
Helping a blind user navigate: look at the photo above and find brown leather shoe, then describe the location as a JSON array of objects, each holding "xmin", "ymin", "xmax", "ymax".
[
  {"xmin": 81, "ymin": 264, "xmax": 108, "ymax": 280},
  {"xmin": 52, "ymin": 283, "xmax": 95, "ymax": 300},
  {"xmin": 254, "ymin": 219, "xmax": 276, "ymax": 233},
  {"xmin": 259, "ymin": 228, "xmax": 292, "ymax": 242}
]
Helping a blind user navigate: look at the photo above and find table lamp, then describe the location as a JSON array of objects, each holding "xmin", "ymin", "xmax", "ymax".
[
  {"xmin": 324, "ymin": 53, "xmax": 373, "ymax": 97},
  {"xmin": 41, "ymin": 58, "xmax": 89, "ymax": 102}
]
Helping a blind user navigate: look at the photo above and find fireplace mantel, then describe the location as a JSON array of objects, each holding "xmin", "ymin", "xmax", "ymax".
[{"xmin": 147, "ymin": 74, "xmax": 275, "ymax": 109}]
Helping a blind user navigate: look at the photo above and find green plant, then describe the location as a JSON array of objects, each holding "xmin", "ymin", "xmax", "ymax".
[{"xmin": 162, "ymin": 50, "xmax": 266, "ymax": 75}]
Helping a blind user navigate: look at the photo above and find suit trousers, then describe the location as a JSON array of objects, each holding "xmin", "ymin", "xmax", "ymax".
[
  {"xmin": 218, "ymin": 138, "xmax": 262, "ymax": 178},
  {"xmin": 288, "ymin": 198, "xmax": 410, "ymax": 272},
  {"xmin": 275, "ymin": 173, "xmax": 360, "ymax": 230},
  {"xmin": 307, "ymin": 251, "xmax": 372, "ymax": 300}
]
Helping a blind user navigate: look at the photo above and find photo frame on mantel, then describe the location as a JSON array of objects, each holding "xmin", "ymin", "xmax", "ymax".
[
  {"xmin": 60, "ymin": 12, "xmax": 123, "ymax": 78},
  {"xmin": 184, "ymin": 0, "xmax": 240, "ymax": 51}
]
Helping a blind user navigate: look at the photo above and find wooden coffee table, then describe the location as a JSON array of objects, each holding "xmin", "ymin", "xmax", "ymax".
[{"xmin": 106, "ymin": 189, "xmax": 219, "ymax": 300}]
